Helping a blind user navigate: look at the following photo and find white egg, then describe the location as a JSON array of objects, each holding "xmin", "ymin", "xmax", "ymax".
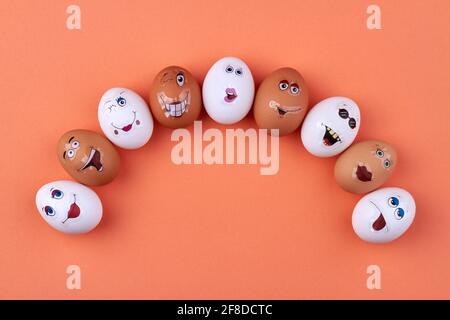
[
  {"xmin": 35, "ymin": 180, "xmax": 103, "ymax": 234},
  {"xmin": 98, "ymin": 88, "xmax": 154, "ymax": 149},
  {"xmin": 202, "ymin": 57, "xmax": 255, "ymax": 124},
  {"xmin": 301, "ymin": 97, "xmax": 360, "ymax": 157},
  {"xmin": 352, "ymin": 187, "xmax": 416, "ymax": 243}
]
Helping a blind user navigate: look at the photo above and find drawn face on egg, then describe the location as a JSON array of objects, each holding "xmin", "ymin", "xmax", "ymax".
[
  {"xmin": 149, "ymin": 66, "xmax": 202, "ymax": 128},
  {"xmin": 301, "ymin": 97, "xmax": 360, "ymax": 157},
  {"xmin": 352, "ymin": 187, "xmax": 416, "ymax": 243},
  {"xmin": 254, "ymin": 67, "xmax": 309, "ymax": 136},
  {"xmin": 57, "ymin": 129, "xmax": 120, "ymax": 186},
  {"xmin": 334, "ymin": 140, "xmax": 397, "ymax": 194},
  {"xmin": 202, "ymin": 57, "xmax": 255, "ymax": 124},
  {"xmin": 98, "ymin": 88, "xmax": 154, "ymax": 149},
  {"xmin": 35, "ymin": 180, "xmax": 103, "ymax": 234}
]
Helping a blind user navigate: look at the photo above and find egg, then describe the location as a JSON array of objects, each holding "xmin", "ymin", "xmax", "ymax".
[
  {"xmin": 334, "ymin": 140, "xmax": 397, "ymax": 194},
  {"xmin": 352, "ymin": 187, "xmax": 416, "ymax": 243},
  {"xmin": 57, "ymin": 129, "xmax": 120, "ymax": 186},
  {"xmin": 98, "ymin": 88, "xmax": 154, "ymax": 149},
  {"xmin": 35, "ymin": 180, "xmax": 102, "ymax": 234},
  {"xmin": 202, "ymin": 57, "xmax": 255, "ymax": 124},
  {"xmin": 301, "ymin": 97, "xmax": 361, "ymax": 157},
  {"xmin": 149, "ymin": 66, "xmax": 202, "ymax": 128},
  {"xmin": 253, "ymin": 67, "xmax": 309, "ymax": 136}
]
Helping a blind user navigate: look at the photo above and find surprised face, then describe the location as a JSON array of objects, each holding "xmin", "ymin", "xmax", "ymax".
[{"xmin": 35, "ymin": 180, "xmax": 103, "ymax": 234}]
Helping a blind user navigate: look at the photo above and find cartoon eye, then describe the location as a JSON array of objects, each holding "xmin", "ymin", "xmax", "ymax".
[
  {"xmin": 51, "ymin": 189, "xmax": 64, "ymax": 199},
  {"xmin": 44, "ymin": 206, "xmax": 55, "ymax": 216},
  {"xmin": 376, "ymin": 149, "xmax": 384, "ymax": 158},
  {"xmin": 71, "ymin": 140, "xmax": 80, "ymax": 149},
  {"xmin": 67, "ymin": 149, "xmax": 75, "ymax": 159},
  {"xmin": 388, "ymin": 196, "xmax": 400, "ymax": 208},
  {"xmin": 176, "ymin": 73, "xmax": 185, "ymax": 86},
  {"xmin": 338, "ymin": 108, "xmax": 349, "ymax": 119},
  {"xmin": 394, "ymin": 208, "xmax": 405, "ymax": 220},
  {"xmin": 235, "ymin": 68, "xmax": 243, "ymax": 76},
  {"xmin": 225, "ymin": 65, "xmax": 234, "ymax": 73},
  {"xmin": 290, "ymin": 83, "xmax": 300, "ymax": 95},
  {"xmin": 348, "ymin": 118, "xmax": 357, "ymax": 129},
  {"xmin": 279, "ymin": 80, "xmax": 289, "ymax": 91},
  {"xmin": 383, "ymin": 159, "xmax": 391, "ymax": 168},
  {"xmin": 116, "ymin": 97, "xmax": 126, "ymax": 107}
]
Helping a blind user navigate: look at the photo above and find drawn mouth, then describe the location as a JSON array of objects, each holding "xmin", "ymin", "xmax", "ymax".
[
  {"xmin": 62, "ymin": 194, "xmax": 80, "ymax": 224},
  {"xmin": 159, "ymin": 91, "xmax": 190, "ymax": 118},
  {"xmin": 322, "ymin": 124, "xmax": 341, "ymax": 146},
  {"xmin": 111, "ymin": 111, "xmax": 137, "ymax": 133},
  {"xmin": 269, "ymin": 100, "xmax": 302, "ymax": 117},
  {"xmin": 356, "ymin": 164, "xmax": 373, "ymax": 182},
  {"xmin": 224, "ymin": 88, "xmax": 237, "ymax": 103},
  {"xmin": 79, "ymin": 148, "xmax": 103, "ymax": 172},
  {"xmin": 370, "ymin": 201, "xmax": 387, "ymax": 232}
]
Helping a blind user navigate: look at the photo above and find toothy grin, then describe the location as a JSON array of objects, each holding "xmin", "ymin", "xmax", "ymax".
[
  {"xmin": 370, "ymin": 201, "xmax": 387, "ymax": 232},
  {"xmin": 79, "ymin": 148, "xmax": 103, "ymax": 172},
  {"xmin": 224, "ymin": 88, "xmax": 237, "ymax": 103},
  {"xmin": 159, "ymin": 90, "xmax": 190, "ymax": 118},
  {"xmin": 269, "ymin": 100, "xmax": 302, "ymax": 117},
  {"xmin": 322, "ymin": 125, "xmax": 341, "ymax": 146},
  {"xmin": 111, "ymin": 111, "xmax": 137, "ymax": 133}
]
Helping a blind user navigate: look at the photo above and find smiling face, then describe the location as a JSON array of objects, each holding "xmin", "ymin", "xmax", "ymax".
[
  {"xmin": 301, "ymin": 97, "xmax": 360, "ymax": 157},
  {"xmin": 35, "ymin": 180, "xmax": 103, "ymax": 234},
  {"xmin": 202, "ymin": 57, "xmax": 255, "ymax": 124},
  {"xmin": 335, "ymin": 140, "xmax": 397, "ymax": 194},
  {"xmin": 98, "ymin": 88, "xmax": 153, "ymax": 149},
  {"xmin": 254, "ymin": 67, "xmax": 309, "ymax": 136},
  {"xmin": 149, "ymin": 66, "xmax": 202, "ymax": 128},
  {"xmin": 352, "ymin": 187, "xmax": 416, "ymax": 243},
  {"xmin": 57, "ymin": 129, "xmax": 120, "ymax": 186}
]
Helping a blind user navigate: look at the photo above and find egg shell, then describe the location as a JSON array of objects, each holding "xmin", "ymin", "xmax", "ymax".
[
  {"xmin": 149, "ymin": 66, "xmax": 202, "ymax": 128},
  {"xmin": 352, "ymin": 187, "xmax": 416, "ymax": 243},
  {"xmin": 98, "ymin": 88, "xmax": 154, "ymax": 150},
  {"xmin": 253, "ymin": 67, "xmax": 309, "ymax": 136},
  {"xmin": 36, "ymin": 180, "xmax": 103, "ymax": 234},
  {"xmin": 202, "ymin": 57, "xmax": 255, "ymax": 124},
  {"xmin": 57, "ymin": 129, "xmax": 120, "ymax": 186},
  {"xmin": 334, "ymin": 140, "xmax": 397, "ymax": 194}
]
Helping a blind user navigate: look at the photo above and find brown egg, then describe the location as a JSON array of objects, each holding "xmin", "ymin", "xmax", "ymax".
[
  {"xmin": 253, "ymin": 67, "xmax": 309, "ymax": 136},
  {"xmin": 57, "ymin": 129, "xmax": 120, "ymax": 186},
  {"xmin": 334, "ymin": 140, "xmax": 397, "ymax": 194},
  {"xmin": 149, "ymin": 66, "xmax": 202, "ymax": 128}
]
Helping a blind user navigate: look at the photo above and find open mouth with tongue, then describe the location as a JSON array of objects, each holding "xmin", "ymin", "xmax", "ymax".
[
  {"xmin": 355, "ymin": 164, "xmax": 373, "ymax": 182},
  {"xmin": 224, "ymin": 88, "xmax": 238, "ymax": 103},
  {"xmin": 159, "ymin": 90, "xmax": 190, "ymax": 118},
  {"xmin": 370, "ymin": 201, "xmax": 387, "ymax": 231},
  {"xmin": 62, "ymin": 194, "xmax": 80, "ymax": 224},
  {"xmin": 322, "ymin": 124, "xmax": 341, "ymax": 146},
  {"xmin": 79, "ymin": 148, "xmax": 103, "ymax": 172},
  {"xmin": 269, "ymin": 100, "xmax": 302, "ymax": 118},
  {"xmin": 111, "ymin": 111, "xmax": 137, "ymax": 134}
]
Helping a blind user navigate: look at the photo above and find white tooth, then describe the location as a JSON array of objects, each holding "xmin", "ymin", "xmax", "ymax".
[{"xmin": 330, "ymin": 129, "xmax": 335, "ymax": 135}]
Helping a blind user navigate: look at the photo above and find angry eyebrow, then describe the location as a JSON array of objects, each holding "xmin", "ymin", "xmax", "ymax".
[{"xmin": 68, "ymin": 136, "xmax": 74, "ymax": 143}]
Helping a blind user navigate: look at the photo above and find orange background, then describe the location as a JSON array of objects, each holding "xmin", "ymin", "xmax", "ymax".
[{"xmin": 0, "ymin": 0, "xmax": 449, "ymax": 299}]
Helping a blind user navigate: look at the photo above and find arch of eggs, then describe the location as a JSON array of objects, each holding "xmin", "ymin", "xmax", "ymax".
[{"xmin": 35, "ymin": 57, "xmax": 416, "ymax": 244}]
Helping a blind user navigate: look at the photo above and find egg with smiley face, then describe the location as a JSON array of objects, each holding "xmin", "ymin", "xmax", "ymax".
[
  {"xmin": 98, "ymin": 88, "xmax": 154, "ymax": 149},
  {"xmin": 149, "ymin": 66, "xmax": 202, "ymax": 128},
  {"xmin": 352, "ymin": 187, "xmax": 416, "ymax": 243},
  {"xmin": 301, "ymin": 97, "xmax": 361, "ymax": 157},
  {"xmin": 202, "ymin": 57, "xmax": 255, "ymax": 124},
  {"xmin": 36, "ymin": 180, "xmax": 103, "ymax": 234},
  {"xmin": 335, "ymin": 140, "xmax": 397, "ymax": 194},
  {"xmin": 57, "ymin": 129, "xmax": 120, "ymax": 186},
  {"xmin": 253, "ymin": 67, "xmax": 309, "ymax": 136}
]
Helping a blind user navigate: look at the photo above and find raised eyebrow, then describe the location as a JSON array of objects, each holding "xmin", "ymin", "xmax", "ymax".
[
  {"xmin": 119, "ymin": 91, "xmax": 126, "ymax": 95},
  {"xmin": 68, "ymin": 136, "xmax": 74, "ymax": 143},
  {"xmin": 103, "ymin": 99, "xmax": 112, "ymax": 106}
]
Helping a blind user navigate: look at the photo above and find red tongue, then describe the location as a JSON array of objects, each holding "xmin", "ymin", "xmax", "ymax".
[
  {"xmin": 68, "ymin": 202, "xmax": 80, "ymax": 219},
  {"xmin": 122, "ymin": 124, "xmax": 132, "ymax": 132},
  {"xmin": 323, "ymin": 138, "xmax": 330, "ymax": 146}
]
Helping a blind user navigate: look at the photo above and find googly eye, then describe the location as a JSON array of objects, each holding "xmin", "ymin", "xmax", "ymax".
[
  {"xmin": 383, "ymin": 159, "xmax": 391, "ymax": 169},
  {"xmin": 348, "ymin": 118, "xmax": 357, "ymax": 129},
  {"xmin": 376, "ymin": 149, "xmax": 384, "ymax": 158},
  {"xmin": 290, "ymin": 83, "xmax": 300, "ymax": 95},
  {"xmin": 71, "ymin": 140, "xmax": 80, "ymax": 149},
  {"xmin": 279, "ymin": 80, "xmax": 289, "ymax": 91},
  {"xmin": 44, "ymin": 206, "xmax": 55, "ymax": 216},
  {"xmin": 388, "ymin": 196, "xmax": 400, "ymax": 208},
  {"xmin": 235, "ymin": 68, "xmax": 243, "ymax": 76},
  {"xmin": 51, "ymin": 189, "xmax": 64, "ymax": 199},
  {"xmin": 394, "ymin": 208, "xmax": 405, "ymax": 220},
  {"xmin": 225, "ymin": 65, "xmax": 234, "ymax": 73},
  {"xmin": 338, "ymin": 108, "xmax": 349, "ymax": 119},
  {"xmin": 67, "ymin": 149, "xmax": 75, "ymax": 159},
  {"xmin": 176, "ymin": 73, "xmax": 185, "ymax": 86},
  {"xmin": 116, "ymin": 97, "xmax": 126, "ymax": 107}
]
